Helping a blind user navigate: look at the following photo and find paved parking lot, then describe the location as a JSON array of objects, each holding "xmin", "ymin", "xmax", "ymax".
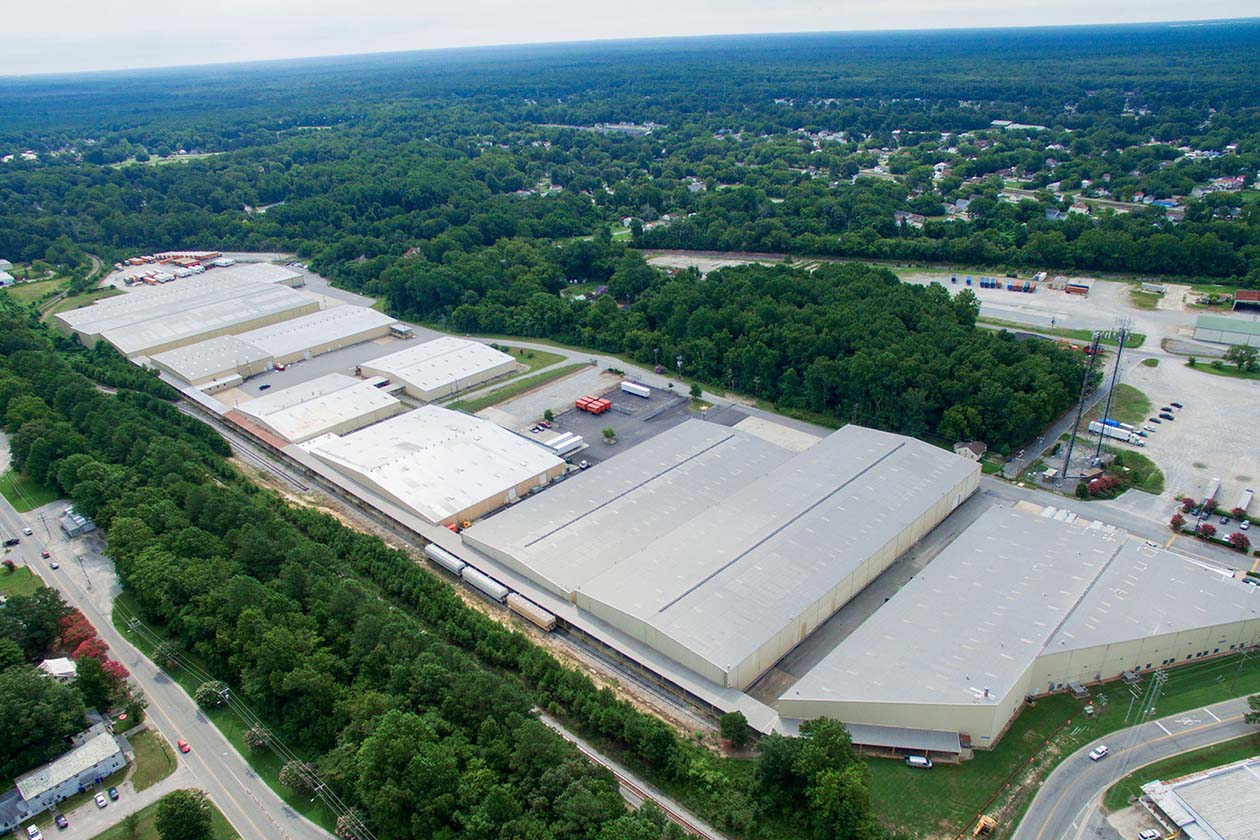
[
  {"xmin": 1115, "ymin": 360, "xmax": 1259, "ymax": 515},
  {"xmin": 534, "ymin": 386, "xmax": 693, "ymax": 466}
]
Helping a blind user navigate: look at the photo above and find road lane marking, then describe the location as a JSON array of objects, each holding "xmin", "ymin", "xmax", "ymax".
[
  {"xmin": 1030, "ymin": 713, "xmax": 1246, "ymax": 840},
  {"xmin": 1205, "ymin": 707, "xmax": 1220, "ymax": 722},
  {"xmin": 1155, "ymin": 720, "xmax": 1172, "ymax": 735}
]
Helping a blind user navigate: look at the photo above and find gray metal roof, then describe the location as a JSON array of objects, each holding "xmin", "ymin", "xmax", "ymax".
[
  {"xmin": 359, "ymin": 336, "xmax": 516, "ymax": 395},
  {"xmin": 781, "ymin": 505, "xmax": 1126, "ymax": 709},
  {"xmin": 844, "ymin": 723, "xmax": 962, "ymax": 755},
  {"xmin": 238, "ymin": 373, "xmax": 402, "ymax": 443},
  {"xmin": 469, "ymin": 420, "xmax": 979, "ymax": 682},
  {"xmin": 1143, "ymin": 756, "xmax": 1260, "ymax": 840},
  {"xmin": 16, "ymin": 732, "xmax": 121, "ymax": 801},
  {"xmin": 236, "ymin": 305, "xmax": 396, "ymax": 359},
  {"xmin": 1048, "ymin": 541, "xmax": 1260, "ymax": 654},
  {"xmin": 464, "ymin": 421, "xmax": 792, "ymax": 595},
  {"xmin": 149, "ymin": 334, "xmax": 273, "ymax": 382}
]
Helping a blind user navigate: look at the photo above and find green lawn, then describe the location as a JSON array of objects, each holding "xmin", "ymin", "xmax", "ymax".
[
  {"xmin": 111, "ymin": 592, "xmax": 337, "ymax": 832},
  {"xmin": 1141, "ymin": 358, "xmax": 1159, "ymax": 367},
  {"xmin": 3, "ymin": 277, "xmax": 67, "ymax": 305},
  {"xmin": 978, "ymin": 317, "xmax": 1146, "ymax": 349},
  {"xmin": 41, "ymin": 287, "xmax": 124, "ymax": 319},
  {"xmin": 1109, "ymin": 448, "xmax": 1166, "ymax": 495},
  {"xmin": 129, "ymin": 729, "xmax": 178, "ymax": 792},
  {"xmin": 1128, "ymin": 289, "xmax": 1162, "ymax": 310},
  {"xmin": 980, "ymin": 460, "xmax": 1005, "ymax": 475},
  {"xmin": 90, "ymin": 789, "xmax": 237, "ymax": 840},
  {"xmin": 448, "ymin": 362, "xmax": 589, "ymax": 413},
  {"xmin": 1187, "ymin": 361, "xmax": 1260, "ymax": 381},
  {"xmin": 869, "ymin": 653, "xmax": 1260, "ymax": 838},
  {"xmin": 492, "ymin": 345, "xmax": 567, "ymax": 373},
  {"xmin": 1103, "ymin": 732, "xmax": 1260, "ymax": 812},
  {"xmin": 1088, "ymin": 383, "xmax": 1153, "ymax": 428},
  {"xmin": 0, "ymin": 565, "xmax": 43, "ymax": 597},
  {"xmin": 0, "ymin": 470, "xmax": 60, "ymax": 512}
]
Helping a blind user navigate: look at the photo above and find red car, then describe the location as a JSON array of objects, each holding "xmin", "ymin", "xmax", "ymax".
[
  {"xmin": 41, "ymin": 550, "xmax": 51, "ymax": 559},
  {"xmin": 177, "ymin": 738, "xmax": 190, "ymax": 754}
]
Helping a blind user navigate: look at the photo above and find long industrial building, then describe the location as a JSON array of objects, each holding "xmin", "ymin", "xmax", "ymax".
[
  {"xmin": 234, "ymin": 373, "xmax": 404, "ymax": 443},
  {"xmin": 1193, "ymin": 313, "xmax": 1260, "ymax": 348},
  {"xmin": 464, "ymin": 421, "xmax": 980, "ymax": 689},
  {"xmin": 149, "ymin": 306, "xmax": 399, "ymax": 387},
  {"xmin": 358, "ymin": 337, "xmax": 519, "ymax": 401},
  {"xmin": 308, "ymin": 406, "xmax": 566, "ymax": 525},
  {"xmin": 54, "ymin": 273, "xmax": 319, "ymax": 357},
  {"xmin": 778, "ymin": 504, "xmax": 1260, "ymax": 754}
]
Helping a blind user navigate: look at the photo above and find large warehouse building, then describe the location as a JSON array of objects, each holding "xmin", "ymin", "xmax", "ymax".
[
  {"xmin": 308, "ymin": 406, "xmax": 566, "ymax": 525},
  {"xmin": 234, "ymin": 373, "xmax": 404, "ymax": 443},
  {"xmin": 1193, "ymin": 313, "xmax": 1260, "ymax": 348},
  {"xmin": 358, "ymin": 337, "xmax": 519, "ymax": 401},
  {"xmin": 54, "ymin": 274, "xmax": 319, "ymax": 357},
  {"xmin": 464, "ymin": 421, "xmax": 980, "ymax": 689},
  {"xmin": 778, "ymin": 504, "xmax": 1260, "ymax": 754},
  {"xmin": 1142, "ymin": 756, "xmax": 1260, "ymax": 840},
  {"xmin": 149, "ymin": 306, "xmax": 399, "ymax": 387}
]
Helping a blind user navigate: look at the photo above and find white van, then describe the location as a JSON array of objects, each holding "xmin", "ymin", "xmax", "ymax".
[{"xmin": 905, "ymin": 755, "xmax": 933, "ymax": 769}]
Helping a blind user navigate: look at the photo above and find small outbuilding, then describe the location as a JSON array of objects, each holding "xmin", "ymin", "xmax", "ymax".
[{"xmin": 953, "ymin": 441, "xmax": 988, "ymax": 462}]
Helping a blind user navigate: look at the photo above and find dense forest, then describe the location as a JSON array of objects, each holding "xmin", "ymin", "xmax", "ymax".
[{"xmin": 0, "ymin": 297, "xmax": 898, "ymax": 838}]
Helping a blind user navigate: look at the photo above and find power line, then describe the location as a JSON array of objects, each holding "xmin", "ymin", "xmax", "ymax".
[{"xmin": 117, "ymin": 605, "xmax": 375, "ymax": 840}]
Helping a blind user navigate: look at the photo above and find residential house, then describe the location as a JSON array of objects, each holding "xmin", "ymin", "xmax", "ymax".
[
  {"xmin": 37, "ymin": 658, "xmax": 77, "ymax": 683},
  {"xmin": 0, "ymin": 729, "xmax": 129, "ymax": 832},
  {"xmin": 952, "ymin": 441, "xmax": 988, "ymax": 462}
]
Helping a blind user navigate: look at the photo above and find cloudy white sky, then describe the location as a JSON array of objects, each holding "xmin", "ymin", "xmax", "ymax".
[{"xmin": 2, "ymin": 1, "xmax": 1255, "ymax": 76}]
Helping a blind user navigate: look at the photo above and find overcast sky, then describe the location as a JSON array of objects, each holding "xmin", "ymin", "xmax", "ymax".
[{"xmin": 1, "ymin": 1, "xmax": 1255, "ymax": 76}]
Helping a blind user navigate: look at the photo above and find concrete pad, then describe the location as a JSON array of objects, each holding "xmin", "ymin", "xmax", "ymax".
[{"xmin": 733, "ymin": 415, "xmax": 823, "ymax": 451}]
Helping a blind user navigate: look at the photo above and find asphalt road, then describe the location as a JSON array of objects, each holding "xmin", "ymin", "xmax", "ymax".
[
  {"xmin": 0, "ymin": 495, "xmax": 334, "ymax": 840},
  {"xmin": 1012, "ymin": 695, "xmax": 1255, "ymax": 840}
]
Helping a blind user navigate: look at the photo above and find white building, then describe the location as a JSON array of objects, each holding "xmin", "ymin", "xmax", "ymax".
[
  {"xmin": 464, "ymin": 421, "xmax": 980, "ymax": 690},
  {"xmin": 0, "ymin": 732, "xmax": 127, "ymax": 832},
  {"xmin": 778, "ymin": 505, "xmax": 1260, "ymax": 755},
  {"xmin": 234, "ymin": 373, "xmax": 404, "ymax": 443},
  {"xmin": 358, "ymin": 337, "xmax": 519, "ymax": 401},
  {"xmin": 36, "ymin": 658, "xmax": 77, "ymax": 683},
  {"xmin": 307, "ymin": 406, "xmax": 566, "ymax": 525},
  {"xmin": 1142, "ymin": 755, "xmax": 1260, "ymax": 840}
]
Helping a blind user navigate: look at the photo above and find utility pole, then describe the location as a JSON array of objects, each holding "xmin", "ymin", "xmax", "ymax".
[
  {"xmin": 1093, "ymin": 322, "xmax": 1129, "ymax": 463},
  {"xmin": 1058, "ymin": 334, "xmax": 1102, "ymax": 484}
]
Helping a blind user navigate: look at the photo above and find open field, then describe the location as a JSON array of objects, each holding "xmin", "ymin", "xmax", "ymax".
[
  {"xmin": 1128, "ymin": 289, "xmax": 1162, "ymax": 310},
  {"xmin": 41, "ymin": 287, "xmax": 124, "ymax": 319},
  {"xmin": 1102, "ymin": 731, "xmax": 1260, "ymax": 811},
  {"xmin": 1094, "ymin": 384, "xmax": 1153, "ymax": 427},
  {"xmin": 495, "ymin": 345, "xmax": 567, "ymax": 373},
  {"xmin": 90, "ymin": 789, "xmax": 237, "ymax": 840},
  {"xmin": 1187, "ymin": 360, "xmax": 1260, "ymax": 381},
  {"xmin": 0, "ymin": 565, "xmax": 43, "ymax": 597},
  {"xmin": 111, "ymin": 592, "xmax": 337, "ymax": 832},
  {"xmin": 129, "ymin": 729, "xmax": 178, "ymax": 792},
  {"xmin": 448, "ymin": 362, "xmax": 589, "ymax": 413},
  {"xmin": 869, "ymin": 651, "xmax": 1260, "ymax": 838},
  {"xmin": 4, "ymin": 277, "xmax": 67, "ymax": 304},
  {"xmin": 0, "ymin": 470, "xmax": 60, "ymax": 511},
  {"xmin": 978, "ymin": 316, "xmax": 1147, "ymax": 348}
]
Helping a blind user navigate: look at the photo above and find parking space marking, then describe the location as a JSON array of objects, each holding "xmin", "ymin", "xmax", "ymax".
[
  {"xmin": 1155, "ymin": 720, "xmax": 1172, "ymax": 736},
  {"xmin": 1205, "ymin": 707, "xmax": 1220, "ymax": 722}
]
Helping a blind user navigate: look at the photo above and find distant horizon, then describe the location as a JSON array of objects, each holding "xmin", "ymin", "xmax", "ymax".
[{"xmin": 1, "ymin": 6, "xmax": 1257, "ymax": 78}]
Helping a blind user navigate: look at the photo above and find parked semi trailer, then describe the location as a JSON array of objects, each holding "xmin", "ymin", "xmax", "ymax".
[
  {"xmin": 1087, "ymin": 420, "xmax": 1144, "ymax": 446},
  {"xmin": 620, "ymin": 381, "xmax": 651, "ymax": 399},
  {"xmin": 507, "ymin": 593, "xmax": 557, "ymax": 631},
  {"xmin": 1235, "ymin": 489, "xmax": 1252, "ymax": 514}
]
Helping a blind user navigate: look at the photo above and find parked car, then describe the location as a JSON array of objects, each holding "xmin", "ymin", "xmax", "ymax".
[
  {"xmin": 904, "ymin": 755, "xmax": 933, "ymax": 769},
  {"xmin": 107, "ymin": 786, "xmax": 119, "ymax": 801},
  {"xmin": 1139, "ymin": 830, "xmax": 1161, "ymax": 840},
  {"xmin": 54, "ymin": 814, "xmax": 68, "ymax": 830},
  {"xmin": 49, "ymin": 561, "xmax": 59, "ymax": 570},
  {"xmin": 1160, "ymin": 406, "xmax": 1174, "ymax": 412},
  {"xmin": 1221, "ymin": 515, "xmax": 1231, "ymax": 525},
  {"xmin": 578, "ymin": 460, "xmax": 591, "ymax": 470},
  {"xmin": 22, "ymin": 527, "xmax": 33, "ymax": 535},
  {"xmin": 1242, "ymin": 520, "xmax": 1251, "ymax": 531},
  {"xmin": 1143, "ymin": 425, "xmax": 1157, "ymax": 433},
  {"xmin": 3, "ymin": 538, "xmax": 19, "ymax": 546},
  {"xmin": 1148, "ymin": 417, "xmax": 1162, "ymax": 424},
  {"xmin": 258, "ymin": 384, "xmax": 271, "ymax": 391},
  {"xmin": 177, "ymin": 738, "xmax": 191, "ymax": 753},
  {"xmin": 1170, "ymin": 402, "xmax": 1184, "ymax": 409},
  {"xmin": 1088, "ymin": 745, "xmax": 1110, "ymax": 761},
  {"xmin": 94, "ymin": 793, "xmax": 107, "ymax": 808},
  {"xmin": 26, "ymin": 825, "xmax": 43, "ymax": 840},
  {"xmin": 41, "ymin": 550, "xmax": 50, "ymax": 558},
  {"xmin": 1159, "ymin": 413, "xmax": 1175, "ymax": 421}
]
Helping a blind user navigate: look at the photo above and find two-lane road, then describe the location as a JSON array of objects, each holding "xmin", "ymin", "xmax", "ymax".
[
  {"xmin": 0, "ymin": 495, "xmax": 333, "ymax": 840},
  {"xmin": 1012, "ymin": 696, "xmax": 1255, "ymax": 840}
]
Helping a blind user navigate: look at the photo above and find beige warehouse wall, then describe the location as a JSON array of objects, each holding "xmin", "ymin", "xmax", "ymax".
[
  {"xmin": 776, "ymin": 696, "xmax": 1009, "ymax": 746},
  {"xmin": 270, "ymin": 323, "xmax": 392, "ymax": 366},
  {"xmin": 360, "ymin": 357, "xmax": 520, "ymax": 402}
]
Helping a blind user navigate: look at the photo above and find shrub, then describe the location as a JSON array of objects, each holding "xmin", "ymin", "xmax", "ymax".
[
  {"xmin": 1199, "ymin": 523, "xmax": 1217, "ymax": 539},
  {"xmin": 1075, "ymin": 482, "xmax": 1089, "ymax": 499},
  {"xmin": 1169, "ymin": 513, "xmax": 1185, "ymax": 531},
  {"xmin": 193, "ymin": 680, "xmax": 228, "ymax": 708},
  {"xmin": 1228, "ymin": 532, "xmax": 1251, "ymax": 552}
]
